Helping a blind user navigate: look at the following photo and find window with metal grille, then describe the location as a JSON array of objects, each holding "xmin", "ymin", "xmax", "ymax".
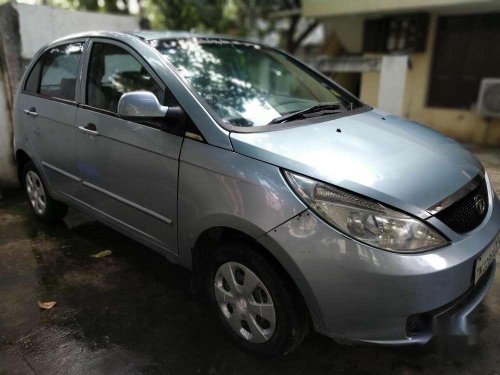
[{"xmin": 428, "ymin": 13, "xmax": 500, "ymax": 109}]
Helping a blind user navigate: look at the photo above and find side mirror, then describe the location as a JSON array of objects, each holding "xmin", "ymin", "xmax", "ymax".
[{"xmin": 117, "ymin": 91, "xmax": 168, "ymax": 119}]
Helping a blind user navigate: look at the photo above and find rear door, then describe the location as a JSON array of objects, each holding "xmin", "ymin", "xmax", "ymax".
[
  {"xmin": 73, "ymin": 39, "xmax": 183, "ymax": 254},
  {"xmin": 17, "ymin": 41, "xmax": 85, "ymax": 196}
]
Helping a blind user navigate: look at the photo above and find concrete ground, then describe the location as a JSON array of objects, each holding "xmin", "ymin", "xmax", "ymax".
[{"xmin": 1, "ymin": 146, "xmax": 500, "ymax": 375}]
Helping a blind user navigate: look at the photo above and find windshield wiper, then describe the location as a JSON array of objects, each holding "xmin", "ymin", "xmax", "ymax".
[{"xmin": 267, "ymin": 103, "xmax": 342, "ymax": 125}]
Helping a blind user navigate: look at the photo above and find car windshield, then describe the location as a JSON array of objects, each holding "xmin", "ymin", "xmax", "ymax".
[{"xmin": 153, "ymin": 38, "xmax": 359, "ymax": 127}]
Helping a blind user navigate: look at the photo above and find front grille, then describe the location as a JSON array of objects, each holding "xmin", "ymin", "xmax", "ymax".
[{"xmin": 435, "ymin": 178, "xmax": 489, "ymax": 234}]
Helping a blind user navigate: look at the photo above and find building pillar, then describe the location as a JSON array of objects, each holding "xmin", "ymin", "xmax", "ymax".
[
  {"xmin": 377, "ymin": 55, "xmax": 409, "ymax": 116},
  {"xmin": 0, "ymin": 3, "xmax": 22, "ymax": 188}
]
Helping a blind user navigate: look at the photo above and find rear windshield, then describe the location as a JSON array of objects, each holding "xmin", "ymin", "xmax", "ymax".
[{"xmin": 152, "ymin": 38, "xmax": 360, "ymax": 127}]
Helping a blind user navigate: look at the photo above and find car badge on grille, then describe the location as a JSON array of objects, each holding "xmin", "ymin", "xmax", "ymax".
[{"xmin": 474, "ymin": 194, "xmax": 486, "ymax": 216}]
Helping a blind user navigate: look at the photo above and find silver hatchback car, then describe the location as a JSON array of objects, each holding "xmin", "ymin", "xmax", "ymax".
[{"xmin": 14, "ymin": 31, "xmax": 499, "ymax": 357}]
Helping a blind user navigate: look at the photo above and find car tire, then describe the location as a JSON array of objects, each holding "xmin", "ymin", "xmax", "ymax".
[
  {"xmin": 23, "ymin": 161, "xmax": 68, "ymax": 224},
  {"xmin": 207, "ymin": 240, "xmax": 310, "ymax": 358}
]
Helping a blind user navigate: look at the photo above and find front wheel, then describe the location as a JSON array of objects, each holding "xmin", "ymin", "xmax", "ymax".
[
  {"xmin": 207, "ymin": 241, "xmax": 310, "ymax": 358},
  {"xmin": 23, "ymin": 161, "xmax": 68, "ymax": 224}
]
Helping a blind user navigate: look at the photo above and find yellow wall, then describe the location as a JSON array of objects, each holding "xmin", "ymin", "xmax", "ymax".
[
  {"xmin": 359, "ymin": 14, "xmax": 500, "ymax": 145},
  {"xmin": 360, "ymin": 72, "xmax": 379, "ymax": 107}
]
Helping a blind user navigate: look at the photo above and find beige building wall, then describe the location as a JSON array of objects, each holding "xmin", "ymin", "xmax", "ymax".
[
  {"xmin": 359, "ymin": 14, "xmax": 500, "ymax": 145},
  {"xmin": 360, "ymin": 71, "xmax": 379, "ymax": 107}
]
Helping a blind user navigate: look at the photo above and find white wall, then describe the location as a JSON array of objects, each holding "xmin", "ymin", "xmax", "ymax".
[{"xmin": 14, "ymin": 3, "xmax": 139, "ymax": 59}]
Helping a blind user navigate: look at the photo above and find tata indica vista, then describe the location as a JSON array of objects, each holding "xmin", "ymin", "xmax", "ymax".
[{"xmin": 13, "ymin": 31, "xmax": 499, "ymax": 357}]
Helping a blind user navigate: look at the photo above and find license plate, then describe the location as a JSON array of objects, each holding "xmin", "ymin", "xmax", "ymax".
[{"xmin": 475, "ymin": 233, "xmax": 500, "ymax": 284}]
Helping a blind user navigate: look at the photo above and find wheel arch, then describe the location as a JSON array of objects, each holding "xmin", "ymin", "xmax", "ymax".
[
  {"xmin": 189, "ymin": 225, "xmax": 312, "ymax": 326},
  {"xmin": 15, "ymin": 148, "xmax": 32, "ymax": 185}
]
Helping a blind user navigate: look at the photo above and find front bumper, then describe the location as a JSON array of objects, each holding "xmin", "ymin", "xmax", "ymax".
[
  {"xmin": 403, "ymin": 262, "xmax": 495, "ymax": 344},
  {"xmin": 259, "ymin": 190, "xmax": 499, "ymax": 344}
]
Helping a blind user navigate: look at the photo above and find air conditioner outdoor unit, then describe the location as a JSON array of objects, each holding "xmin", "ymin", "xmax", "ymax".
[{"xmin": 477, "ymin": 78, "xmax": 500, "ymax": 118}]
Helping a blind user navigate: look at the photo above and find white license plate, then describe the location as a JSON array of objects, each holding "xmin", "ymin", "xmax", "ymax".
[{"xmin": 475, "ymin": 234, "xmax": 500, "ymax": 284}]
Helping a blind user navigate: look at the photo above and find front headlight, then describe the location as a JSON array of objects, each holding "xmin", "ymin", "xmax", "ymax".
[{"xmin": 284, "ymin": 170, "xmax": 448, "ymax": 253}]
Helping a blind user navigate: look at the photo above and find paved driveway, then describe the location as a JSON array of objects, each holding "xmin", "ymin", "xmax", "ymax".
[{"xmin": 1, "ymin": 146, "xmax": 499, "ymax": 374}]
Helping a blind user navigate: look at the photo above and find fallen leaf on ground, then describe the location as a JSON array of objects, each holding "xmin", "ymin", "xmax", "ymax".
[
  {"xmin": 91, "ymin": 250, "xmax": 112, "ymax": 258},
  {"xmin": 38, "ymin": 301, "xmax": 57, "ymax": 310}
]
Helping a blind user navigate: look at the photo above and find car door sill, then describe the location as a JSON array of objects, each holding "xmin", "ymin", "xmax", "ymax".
[{"xmin": 59, "ymin": 191, "xmax": 178, "ymax": 258}]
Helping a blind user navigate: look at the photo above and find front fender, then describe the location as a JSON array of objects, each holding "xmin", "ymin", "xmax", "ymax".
[{"xmin": 177, "ymin": 139, "xmax": 306, "ymax": 268}]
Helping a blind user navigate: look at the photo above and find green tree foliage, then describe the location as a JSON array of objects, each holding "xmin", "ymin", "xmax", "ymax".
[
  {"xmin": 145, "ymin": 0, "xmax": 232, "ymax": 33},
  {"xmin": 143, "ymin": 0, "xmax": 317, "ymax": 52},
  {"xmin": 46, "ymin": 0, "xmax": 129, "ymax": 14},
  {"xmin": 77, "ymin": 0, "xmax": 99, "ymax": 11},
  {"xmin": 234, "ymin": 0, "xmax": 319, "ymax": 52}
]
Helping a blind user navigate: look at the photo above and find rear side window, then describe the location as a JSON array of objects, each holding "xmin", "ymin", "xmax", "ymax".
[
  {"xmin": 38, "ymin": 43, "xmax": 84, "ymax": 101},
  {"xmin": 86, "ymin": 42, "xmax": 168, "ymax": 113}
]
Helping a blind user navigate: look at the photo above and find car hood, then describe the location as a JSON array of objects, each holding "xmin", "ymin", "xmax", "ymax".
[{"xmin": 230, "ymin": 109, "xmax": 482, "ymax": 218}]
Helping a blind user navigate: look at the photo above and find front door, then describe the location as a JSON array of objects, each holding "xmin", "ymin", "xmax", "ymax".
[{"xmin": 74, "ymin": 40, "xmax": 183, "ymax": 254}]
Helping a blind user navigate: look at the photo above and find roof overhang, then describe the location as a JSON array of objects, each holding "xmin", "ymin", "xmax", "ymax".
[{"xmin": 302, "ymin": 0, "xmax": 500, "ymax": 18}]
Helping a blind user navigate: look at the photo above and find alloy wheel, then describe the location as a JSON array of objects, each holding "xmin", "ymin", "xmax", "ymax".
[{"xmin": 26, "ymin": 170, "xmax": 46, "ymax": 215}]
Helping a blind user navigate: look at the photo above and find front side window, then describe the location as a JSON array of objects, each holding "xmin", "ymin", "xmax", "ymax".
[
  {"xmin": 39, "ymin": 43, "xmax": 83, "ymax": 101},
  {"xmin": 154, "ymin": 39, "xmax": 360, "ymax": 127},
  {"xmin": 86, "ymin": 43, "xmax": 166, "ymax": 113}
]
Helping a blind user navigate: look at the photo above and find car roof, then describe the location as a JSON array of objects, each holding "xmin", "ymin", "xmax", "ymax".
[
  {"xmin": 49, "ymin": 30, "xmax": 253, "ymax": 46},
  {"xmin": 130, "ymin": 30, "xmax": 237, "ymax": 41}
]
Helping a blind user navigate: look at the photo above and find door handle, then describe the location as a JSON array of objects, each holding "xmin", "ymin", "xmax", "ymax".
[
  {"xmin": 78, "ymin": 123, "xmax": 100, "ymax": 136},
  {"xmin": 23, "ymin": 107, "xmax": 38, "ymax": 117}
]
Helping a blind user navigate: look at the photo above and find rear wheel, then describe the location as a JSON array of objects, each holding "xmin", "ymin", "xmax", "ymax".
[
  {"xmin": 23, "ymin": 161, "xmax": 68, "ymax": 224},
  {"xmin": 207, "ymin": 240, "xmax": 310, "ymax": 358}
]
